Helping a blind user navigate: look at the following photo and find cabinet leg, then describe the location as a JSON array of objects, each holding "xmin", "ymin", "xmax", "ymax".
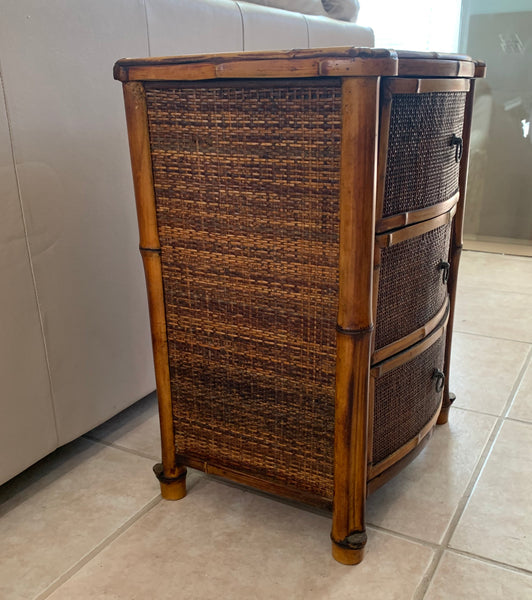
[
  {"xmin": 331, "ymin": 531, "xmax": 367, "ymax": 565},
  {"xmin": 153, "ymin": 463, "xmax": 187, "ymax": 500},
  {"xmin": 437, "ymin": 392, "xmax": 456, "ymax": 425}
]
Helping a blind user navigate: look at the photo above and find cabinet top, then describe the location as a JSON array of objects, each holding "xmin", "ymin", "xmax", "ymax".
[{"xmin": 114, "ymin": 47, "xmax": 486, "ymax": 83}]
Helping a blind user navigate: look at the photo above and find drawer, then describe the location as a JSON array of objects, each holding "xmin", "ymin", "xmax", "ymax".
[
  {"xmin": 373, "ymin": 210, "xmax": 454, "ymax": 361},
  {"xmin": 369, "ymin": 318, "xmax": 447, "ymax": 475},
  {"xmin": 377, "ymin": 79, "xmax": 467, "ymax": 225}
]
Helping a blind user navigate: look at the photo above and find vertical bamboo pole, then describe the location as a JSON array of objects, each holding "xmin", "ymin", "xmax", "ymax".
[
  {"xmin": 438, "ymin": 79, "xmax": 476, "ymax": 425},
  {"xmin": 331, "ymin": 76, "xmax": 380, "ymax": 565},
  {"xmin": 122, "ymin": 81, "xmax": 186, "ymax": 499}
]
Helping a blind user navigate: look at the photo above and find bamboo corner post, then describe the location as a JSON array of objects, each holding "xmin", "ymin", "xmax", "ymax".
[
  {"xmin": 331, "ymin": 76, "xmax": 379, "ymax": 564},
  {"xmin": 122, "ymin": 81, "xmax": 187, "ymax": 499},
  {"xmin": 438, "ymin": 78, "xmax": 477, "ymax": 426}
]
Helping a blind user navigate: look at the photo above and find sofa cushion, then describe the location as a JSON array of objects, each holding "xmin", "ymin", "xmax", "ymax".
[
  {"xmin": 241, "ymin": 1, "xmax": 327, "ymax": 18},
  {"xmin": 242, "ymin": 0, "xmax": 359, "ymax": 21},
  {"xmin": 322, "ymin": 0, "xmax": 359, "ymax": 21}
]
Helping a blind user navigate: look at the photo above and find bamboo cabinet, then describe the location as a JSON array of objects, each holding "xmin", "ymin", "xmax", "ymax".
[{"xmin": 115, "ymin": 48, "xmax": 485, "ymax": 564}]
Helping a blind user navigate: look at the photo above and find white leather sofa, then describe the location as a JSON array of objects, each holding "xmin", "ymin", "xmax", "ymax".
[{"xmin": 0, "ymin": 0, "xmax": 373, "ymax": 485}]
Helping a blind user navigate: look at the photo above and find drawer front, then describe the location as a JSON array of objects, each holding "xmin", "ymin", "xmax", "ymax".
[
  {"xmin": 374, "ymin": 221, "xmax": 452, "ymax": 353},
  {"xmin": 371, "ymin": 327, "xmax": 446, "ymax": 466},
  {"xmin": 383, "ymin": 91, "xmax": 466, "ymax": 217}
]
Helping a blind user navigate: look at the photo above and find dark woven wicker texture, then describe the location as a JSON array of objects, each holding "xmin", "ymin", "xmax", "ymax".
[
  {"xmin": 375, "ymin": 223, "xmax": 451, "ymax": 350},
  {"xmin": 145, "ymin": 83, "xmax": 342, "ymax": 499},
  {"xmin": 372, "ymin": 333, "xmax": 445, "ymax": 464},
  {"xmin": 383, "ymin": 92, "xmax": 466, "ymax": 217}
]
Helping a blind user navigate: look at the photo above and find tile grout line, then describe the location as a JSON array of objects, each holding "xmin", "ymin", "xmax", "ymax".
[
  {"xmin": 449, "ymin": 404, "xmax": 531, "ymax": 422},
  {"xmin": 82, "ymin": 433, "xmax": 160, "ymax": 463},
  {"xmin": 453, "ymin": 328, "xmax": 532, "ymax": 344},
  {"xmin": 34, "ymin": 495, "xmax": 163, "ymax": 600},
  {"xmin": 463, "ymin": 247, "xmax": 532, "ymax": 258},
  {"xmin": 413, "ymin": 344, "xmax": 532, "ymax": 599},
  {"xmin": 502, "ymin": 346, "xmax": 532, "ymax": 419},
  {"xmin": 458, "ymin": 283, "xmax": 532, "ymax": 297},
  {"xmin": 503, "ymin": 415, "xmax": 532, "ymax": 425},
  {"xmin": 366, "ymin": 523, "xmax": 440, "ymax": 551},
  {"xmin": 369, "ymin": 522, "xmax": 532, "ymax": 579},
  {"xmin": 446, "ymin": 548, "xmax": 532, "ymax": 577}
]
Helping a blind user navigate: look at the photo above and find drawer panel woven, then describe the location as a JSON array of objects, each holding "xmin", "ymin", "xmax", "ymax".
[
  {"xmin": 145, "ymin": 82, "xmax": 343, "ymax": 499},
  {"xmin": 372, "ymin": 330, "xmax": 446, "ymax": 465},
  {"xmin": 383, "ymin": 91, "xmax": 466, "ymax": 217},
  {"xmin": 375, "ymin": 222, "xmax": 452, "ymax": 351}
]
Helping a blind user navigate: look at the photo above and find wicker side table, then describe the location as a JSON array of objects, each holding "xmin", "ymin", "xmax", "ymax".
[{"xmin": 114, "ymin": 48, "xmax": 485, "ymax": 564}]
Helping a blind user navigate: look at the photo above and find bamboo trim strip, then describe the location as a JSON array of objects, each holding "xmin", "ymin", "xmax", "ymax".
[
  {"xmin": 114, "ymin": 48, "xmax": 481, "ymax": 83},
  {"xmin": 177, "ymin": 455, "xmax": 333, "ymax": 510},
  {"xmin": 439, "ymin": 79, "xmax": 477, "ymax": 423},
  {"xmin": 374, "ymin": 84, "xmax": 392, "ymax": 233},
  {"xmin": 398, "ymin": 59, "xmax": 476, "ymax": 78},
  {"xmin": 371, "ymin": 316, "xmax": 448, "ymax": 378},
  {"xmin": 114, "ymin": 47, "xmax": 399, "ymax": 81},
  {"xmin": 144, "ymin": 77, "xmax": 341, "ymax": 91},
  {"xmin": 368, "ymin": 399, "xmax": 442, "ymax": 479},
  {"xmin": 367, "ymin": 430, "xmax": 434, "ymax": 495},
  {"xmin": 319, "ymin": 58, "xmax": 397, "ymax": 77},
  {"xmin": 384, "ymin": 78, "xmax": 470, "ymax": 95},
  {"xmin": 215, "ymin": 59, "xmax": 321, "ymax": 79},
  {"xmin": 123, "ymin": 58, "xmax": 399, "ymax": 82},
  {"xmin": 371, "ymin": 297, "xmax": 449, "ymax": 364},
  {"xmin": 375, "ymin": 191, "xmax": 460, "ymax": 233},
  {"xmin": 124, "ymin": 57, "xmax": 475, "ymax": 82},
  {"xmin": 376, "ymin": 205, "xmax": 458, "ymax": 248}
]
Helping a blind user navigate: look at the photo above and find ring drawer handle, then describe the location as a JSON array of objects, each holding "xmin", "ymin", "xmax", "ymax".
[
  {"xmin": 450, "ymin": 134, "xmax": 463, "ymax": 162},
  {"xmin": 438, "ymin": 260, "xmax": 451, "ymax": 284},
  {"xmin": 432, "ymin": 369, "xmax": 446, "ymax": 393}
]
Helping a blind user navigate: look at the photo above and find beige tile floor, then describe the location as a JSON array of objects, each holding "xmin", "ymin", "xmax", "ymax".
[{"xmin": 1, "ymin": 250, "xmax": 531, "ymax": 599}]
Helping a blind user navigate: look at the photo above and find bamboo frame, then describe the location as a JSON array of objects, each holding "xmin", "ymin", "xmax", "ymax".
[
  {"xmin": 438, "ymin": 79, "xmax": 477, "ymax": 425},
  {"xmin": 331, "ymin": 76, "xmax": 379, "ymax": 565},
  {"xmin": 114, "ymin": 47, "xmax": 483, "ymax": 83},
  {"xmin": 122, "ymin": 82, "xmax": 187, "ymax": 499}
]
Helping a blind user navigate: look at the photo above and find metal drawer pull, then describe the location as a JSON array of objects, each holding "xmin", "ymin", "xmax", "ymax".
[
  {"xmin": 450, "ymin": 134, "xmax": 463, "ymax": 162},
  {"xmin": 438, "ymin": 260, "xmax": 451, "ymax": 284},
  {"xmin": 432, "ymin": 369, "xmax": 446, "ymax": 393}
]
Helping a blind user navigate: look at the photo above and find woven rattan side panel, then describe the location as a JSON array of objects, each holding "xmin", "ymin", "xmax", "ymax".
[
  {"xmin": 375, "ymin": 223, "xmax": 451, "ymax": 350},
  {"xmin": 383, "ymin": 92, "xmax": 466, "ymax": 217},
  {"xmin": 372, "ymin": 333, "xmax": 445, "ymax": 465},
  {"xmin": 145, "ymin": 82, "xmax": 342, "ymax": 499}
]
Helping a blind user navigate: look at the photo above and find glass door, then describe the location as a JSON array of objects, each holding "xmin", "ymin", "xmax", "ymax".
[{"xmin": 460, "ymin": 1, "xmax": 532, "ymax": 255}]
